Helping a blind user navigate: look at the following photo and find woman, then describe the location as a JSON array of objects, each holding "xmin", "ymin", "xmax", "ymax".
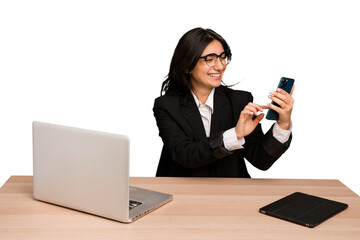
[{"xmin": 153, "ymin": 27, "xmax": 294, "ymax": 177}]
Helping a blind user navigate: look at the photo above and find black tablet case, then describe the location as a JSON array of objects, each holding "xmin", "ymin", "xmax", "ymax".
[{"xmin": 259, "ymin": 192, "xmax": 348, "ymax": 228}]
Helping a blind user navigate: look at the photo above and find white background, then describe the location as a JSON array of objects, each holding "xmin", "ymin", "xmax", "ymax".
[{"xmin": 1, "ymin": 0, "xmax": 359, "ymax": 195}]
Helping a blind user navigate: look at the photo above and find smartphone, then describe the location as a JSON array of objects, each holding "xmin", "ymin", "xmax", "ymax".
[{"xmin": 266, "ymin": 77, "xmax": 295, "ymax": 120}]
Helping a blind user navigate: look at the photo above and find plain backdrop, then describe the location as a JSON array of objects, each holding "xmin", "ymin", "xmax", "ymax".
[{"xmin": 1, "ymin": 0, "xmax": 359, "ymax": 195}]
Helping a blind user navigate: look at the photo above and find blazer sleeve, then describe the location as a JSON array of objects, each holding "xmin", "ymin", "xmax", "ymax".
[
  {"xmin": 153, "ymin": 96, "xmax": 233, "ymax": 169},
  {"xmin": 243, "ymin": 123, "xmax": 292, "ymax": 170}
]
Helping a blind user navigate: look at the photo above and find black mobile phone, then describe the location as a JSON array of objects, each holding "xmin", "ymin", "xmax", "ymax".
[{"xmin": 266, "ymin": 77, "xmax": 295, "ymax": 120}]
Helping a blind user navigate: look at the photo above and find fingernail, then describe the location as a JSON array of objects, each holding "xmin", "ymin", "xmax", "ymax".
[
  {"xmin": 277, "ymin": 88, "xmax": 281, "ymax": 92},
  {"xmin": 270, "ymin": 90, "xmax": 275, "ymax": 94}
]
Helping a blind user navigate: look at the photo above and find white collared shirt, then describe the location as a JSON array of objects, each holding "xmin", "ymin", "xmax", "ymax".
[
  {"xmin": 191, "ymin": 88, "xmax": 292, "ymax": 151},
  {"xmin": 191, "ymin": 88, "xmax": 215, "ymax": 137}
]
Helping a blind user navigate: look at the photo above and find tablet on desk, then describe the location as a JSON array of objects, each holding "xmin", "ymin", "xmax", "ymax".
[{"xmin": 259, "ymin": 192, "xmax": 348, "ymax": 228}]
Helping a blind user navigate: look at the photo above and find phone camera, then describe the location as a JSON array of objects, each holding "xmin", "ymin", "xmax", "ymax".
[{"xmin": 281, "ymin": 79, "xmax": 288, "ymax": 88}]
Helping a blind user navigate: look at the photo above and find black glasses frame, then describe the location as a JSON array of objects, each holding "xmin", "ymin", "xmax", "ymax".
[{"xmin": 199, "ymin": 52, "xmax": 230, "ymax": 66}]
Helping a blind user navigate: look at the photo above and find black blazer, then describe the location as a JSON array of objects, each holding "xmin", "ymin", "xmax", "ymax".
[{"xmin": 153, "ymin": 86, "xmax": 292, "ymax": 177}]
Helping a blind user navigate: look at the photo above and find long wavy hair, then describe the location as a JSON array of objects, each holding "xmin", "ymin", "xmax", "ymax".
[{"xmin": 161, "ymin": 27, "xmax": 232, "ymax": 96}]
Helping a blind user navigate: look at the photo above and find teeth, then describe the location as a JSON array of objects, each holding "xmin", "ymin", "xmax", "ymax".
[{"xmin": 209, "ymin": 74, "xmax": 221, "ymax": 77}]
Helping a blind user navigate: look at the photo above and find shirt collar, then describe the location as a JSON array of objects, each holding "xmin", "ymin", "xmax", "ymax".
[{"xmin": 191, "ymin": 88, "xmax": 215, "ymax": 114}]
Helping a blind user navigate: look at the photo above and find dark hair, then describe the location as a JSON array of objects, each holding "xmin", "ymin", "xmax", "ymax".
[{"xmin": 161, "ymin": 27, "xmax": 232, "ymax": 96}]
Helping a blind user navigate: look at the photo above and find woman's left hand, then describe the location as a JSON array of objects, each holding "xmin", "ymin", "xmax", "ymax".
[{"xmin": 267, "ymin": 85, "xmax": 295, "ymax": 130}]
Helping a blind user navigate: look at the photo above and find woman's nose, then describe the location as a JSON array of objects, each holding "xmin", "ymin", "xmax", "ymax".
[{"xmin": 213, "ymin": 58, "xmax": 226, "ymax": 71}]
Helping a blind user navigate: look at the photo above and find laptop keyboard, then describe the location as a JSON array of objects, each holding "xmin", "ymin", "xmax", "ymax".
[{"xmin": 129, "ymin": 199, "xmax": 142, "ymax": 210}]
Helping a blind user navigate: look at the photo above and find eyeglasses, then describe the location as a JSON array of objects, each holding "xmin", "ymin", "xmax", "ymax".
[{"xmin": 199, "ymin": 52, "xmax": 230, "ymax": 67}]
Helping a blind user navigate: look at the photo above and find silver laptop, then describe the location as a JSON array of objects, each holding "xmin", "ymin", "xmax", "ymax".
[{"xmin": 32, "ymin": 121, "xmax": 172, "ymax": 223}]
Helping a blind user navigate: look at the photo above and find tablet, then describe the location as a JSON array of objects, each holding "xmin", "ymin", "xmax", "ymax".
[{"xmin": 259, "ymin": 192, "xmax": 348, "ymax": 228}]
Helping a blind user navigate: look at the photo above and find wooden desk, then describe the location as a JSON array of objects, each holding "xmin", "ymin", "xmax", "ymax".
[{"xmin": 1, "ymin": 176, "xmax": 359, "ymax": 240}]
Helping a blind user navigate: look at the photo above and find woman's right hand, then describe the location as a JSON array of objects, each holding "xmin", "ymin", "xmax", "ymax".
[{"xmin": 235, "ymin": 103, "xmax": 268, "ymax": 139}]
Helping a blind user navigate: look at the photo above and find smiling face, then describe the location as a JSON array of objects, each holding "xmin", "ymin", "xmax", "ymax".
[{"xmin": 190, "ymin": 40, "xmax": 227, "ymax": 95}]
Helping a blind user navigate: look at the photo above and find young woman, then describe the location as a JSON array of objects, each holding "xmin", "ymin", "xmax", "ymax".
[{"xmin": 153, "ymin": 27, "xmax": 294, "ymax": 177}]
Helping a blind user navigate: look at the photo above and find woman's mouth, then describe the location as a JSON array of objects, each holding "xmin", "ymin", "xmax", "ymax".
[
  {"xmin": 209, "ymin": 73, "xmax": 222, "ymax": 80},
  {"xmin": 209, "ymin": 73, "xmax": 221, "ymax": 77}
]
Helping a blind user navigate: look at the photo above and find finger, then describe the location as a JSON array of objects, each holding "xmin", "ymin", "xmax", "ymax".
[
  {"xmin": 270, "ymin": 89, "xmax": 294, "ymax": 105},
  {"xmin": 268, "ymin": 95, "xmax": 286, "ymax": 108},
  {"xmin": 275, "ymin": 88, "xmax": 289, "ymax": 95},
  {"xmin": 245, "ymin": 105, "xmax": 264, "ymax": 116},
  {"xmin": 270, "ymin": 90, "xmax": 287, "ymax": 102},
  {"xmin": 254, "ymin": 113, "xmax": 265, "ymax": 124},
  {"xmin": 241, "ymin": 110, "xmax": 254, "ymax": 117},
  {"xmin": 274, "ymin": 88, "xmax": 294, "ymax": 102},
  {"xmin": 240, "ymin": 110, "xmax": 257, "ymax": 121},
  {"xmin": 246, "ymin": 103, "xmax": 266, "ymax": 113},
  {"xmin": 275, "ymin": 86, "xmax": 295, "ymax": 98},
  {"xmin": 267, "ymin": 102, "xmax": 283, "ymax": 113},
  {"xmin": 250, "ymin": 103, "xmax": 269, "ymax": 110}
]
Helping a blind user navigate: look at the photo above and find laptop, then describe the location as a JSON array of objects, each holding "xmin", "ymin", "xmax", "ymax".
[{"xmin": 32, "ymin": 121, "xmax": 172, "ymax": 223}]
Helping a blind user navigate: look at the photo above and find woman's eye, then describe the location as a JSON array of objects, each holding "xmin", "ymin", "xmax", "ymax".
[{"xmin": 206, "ymin": 57, "xmax": 215, "ymax": 62}]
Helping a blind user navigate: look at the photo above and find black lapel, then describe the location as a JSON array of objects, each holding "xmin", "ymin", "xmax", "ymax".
[
  {"xmin": 180, "ymin": 94, "xmax": 207, "ymax": 138},
  {"xmin": 210, "ymin": 88, "xmax": 232, "ymax": 135}
]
